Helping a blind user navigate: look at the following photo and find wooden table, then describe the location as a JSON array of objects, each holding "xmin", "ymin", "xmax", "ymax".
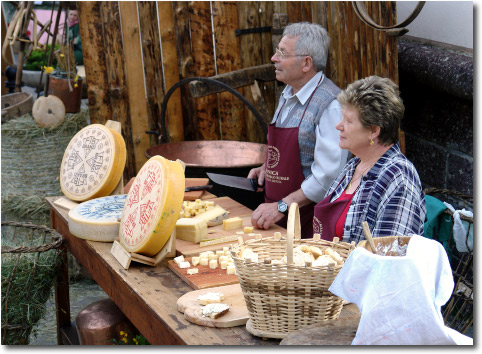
[{"xmin": 46, "ymin": 195, "xmax": 360, "ymax": 345}]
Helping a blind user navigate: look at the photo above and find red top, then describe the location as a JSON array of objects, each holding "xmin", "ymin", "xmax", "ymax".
[{"xmin": 335, "ymin": 189, "xmax": 356, "ymax": 238}]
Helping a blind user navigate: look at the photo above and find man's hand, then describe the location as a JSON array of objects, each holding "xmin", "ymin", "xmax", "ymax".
[
  {"xmin": 251, "ymin": 202, "xmax": 284, "ymax": 230},
  {"xmin": 247, "ymin": 163, "xmax": 266, "ymax": 192}
]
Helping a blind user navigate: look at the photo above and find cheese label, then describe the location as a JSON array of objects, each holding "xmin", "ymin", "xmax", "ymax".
[
  {"xmin": 60, "ymin": 124, "xmax": 126, "ymax": 201},
  {"xmin": 73, "ymin": 194, "xmax": 126, "ymax": 221}
]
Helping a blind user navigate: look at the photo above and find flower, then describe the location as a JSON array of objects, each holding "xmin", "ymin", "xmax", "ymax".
[
  {"xmin": 122, "ymin": 337, "xmax": 128, "ymax": 344},
  {"xmin": 133, "ymin": 338, "xmax": 138, "ymax": 345},
  {"xmin": 42, "ymin": 66, "xmax": 54, "ymax": 74},
  {"xmin": 120, "ymin": 331, "xmax": 125, "ymax": 336},
  {"xmin": 60, "ymin": 54, "xmax": 65, "ymax": 58}
]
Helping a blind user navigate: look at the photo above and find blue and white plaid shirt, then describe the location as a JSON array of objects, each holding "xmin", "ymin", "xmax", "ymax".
[{"xmin": 325, "ymin": 143, "xmax": 426, "ymax": 244}]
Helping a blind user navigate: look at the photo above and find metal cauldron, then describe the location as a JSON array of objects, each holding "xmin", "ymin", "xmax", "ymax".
[
  {"xmin": 146, "ymin": 140, "xmax": 267, "ymax": 210},
  {"xmin": 146, "ymin": 77, "xmax": 269, "ymax": 211}
]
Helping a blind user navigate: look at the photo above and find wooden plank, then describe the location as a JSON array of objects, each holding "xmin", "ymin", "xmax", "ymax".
[
  {"xmin": 173, "ymin": 1, "xmax": 197, "ymax": 141},
  {"xmin": 212, "ymin": 1, "xmax": 246, "ymax": 141},
  {"xmin": 189, "ymin": 64, "xmax": 276, "ymax": 97},
  {"xmin": 168, "ymin": 258, "xmax": 238, "ymax": 290},
  {"xmin": 99, "ymin": 1, "xmax": 137, "ymax": 180},
  {"xmin": 119, "ymin": 1, "xmax": 150, "ymax": 174},
  {"xmin": 189, "ymin": 1, "xmax": 219, "ymax": 140},
  {"xmin": 271, "ymin": 12, "xmax": 288, "ymax": 106},
  {"xmin": 77, "ymin": 1, "xmax": 112, "ymax": 124},
  {"xmin": 157, "ymin": 1, "xmax": 184, "ymax": 142},
  {"xmin": 138, "ymin": 1, "xmax": 165, "ymax": 155}
]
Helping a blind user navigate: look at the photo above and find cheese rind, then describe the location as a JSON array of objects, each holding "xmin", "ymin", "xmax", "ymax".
[
  {"xmin": 222, "ymin": 217, "xmax": 243, "ymax": 231},
  {"xmin": 175, "ymin": 218, "xmax": 208, "ymax": 243},
  {"xmin": 68, "ymin": 194, "xmax": 126, "ymax": 242},
  {"xmin": 60, "ymin": 124, "xmax": 127, "ymax": 202},
  {"xmin": 119, "ymin": 156, "xmax": 185, "ymax": 256}
]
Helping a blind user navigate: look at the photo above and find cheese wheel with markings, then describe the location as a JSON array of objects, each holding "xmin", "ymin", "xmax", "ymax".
[
  {"xmin": 68, "ymin": 194, "xmax": 127, "ymax": 242},
  {"xmin": 119, "ymin": 156, "xmax": 185, "ymax": 256},
  {"xmin": 60, "ymin": 124, "xmax": 126, "ymax": 202}
]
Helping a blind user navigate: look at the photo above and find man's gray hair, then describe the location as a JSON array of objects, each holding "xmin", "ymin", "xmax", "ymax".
[
  {"xmin": 337, "ymin": 76, "xmax": 404, "ymax": 145},
  {"xmin": 283, "ymin": 22, "xmax": 330, "ymax": 72}
]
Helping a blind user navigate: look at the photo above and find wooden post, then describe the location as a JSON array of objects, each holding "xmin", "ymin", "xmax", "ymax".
[
  {"xmin": 271, "ymin": 13, "xmax": 288, "ymax": 107},
  {"xmin": 173, "ymin": 1, "xmax": 197, "ymax": 141},
  {"xmin": 119, "ymin": 1, "xmax": 150, "ymax": 174},
  {"xmin": 157, "ymin": 1, "xmax": 184, "ymax": 142},
  {"xmin": 212, "ymin": 1, "xmax": 246, "ymax": 141},
  {"xmin": 190, "ymin": 1, "xmax": 219, "ymax": 140},
  {"xmin": 77, "ymin": 1, "xmax": 113, "ymax": 123},
  {"xmin": 99, "ymin": 1, "xmax": 136, "ymax": 180}
]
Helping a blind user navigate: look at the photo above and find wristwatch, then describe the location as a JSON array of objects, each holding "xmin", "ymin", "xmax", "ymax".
[{"xmin": 277, "ymin": 200, "xmax": 288, "ymax": 216}]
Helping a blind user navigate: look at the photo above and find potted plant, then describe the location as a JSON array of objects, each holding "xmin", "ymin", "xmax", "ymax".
[{"xmin": 47, "ymin": 43, "xmax": 82, "ymax": 113}]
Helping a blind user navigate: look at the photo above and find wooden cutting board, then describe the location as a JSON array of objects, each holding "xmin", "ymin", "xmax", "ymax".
[
  {"xmin": 177, "ymin": 283, "xmax": 249, "ymax": 328},
  {"xmin": 168, "ymin": 256, "xmax": 238, "ymax": 290},
  {"xmin": 184, "ymin": 178, "xmax": 210, "ymax": 201},
  {"xmin": 175, "ymin": 197, "xmax": 286, "ymax": 257}
]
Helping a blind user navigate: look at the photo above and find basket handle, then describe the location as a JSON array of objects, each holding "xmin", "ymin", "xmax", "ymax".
[{"xmin": 286, "ymin": 202, "xmax": 301, "ymax": 265}]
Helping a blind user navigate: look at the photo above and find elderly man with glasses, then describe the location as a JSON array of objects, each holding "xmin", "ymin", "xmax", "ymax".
[{"xmin": 249, "ymin": 22, "xmax": 349, "ymax": 238}]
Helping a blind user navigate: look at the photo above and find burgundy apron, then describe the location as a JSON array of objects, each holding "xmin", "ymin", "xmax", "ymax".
[
  {"xmin": 313, "ymin": 180, "xmax": 354, "ymax": 241},
  {"xmin": 264, "ymin": 77, "xmax": 322, "ymax": 238}
]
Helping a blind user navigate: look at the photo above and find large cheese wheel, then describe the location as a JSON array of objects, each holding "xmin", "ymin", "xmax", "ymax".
[
  {"xmin": 119, "ymin": 156, "xmax": 185, "ymax": 256},
  {"xmin": 68, "ymin": 194, "xmax": 127, "ymax": 242},
  {"xmin": 60, "ymin": 124, "xmax": 126, "ymax": 202}
]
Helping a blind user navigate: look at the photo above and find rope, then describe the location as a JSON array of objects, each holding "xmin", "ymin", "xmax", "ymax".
[{"xmin": 352, "ymin": 1, "xmax": 426, "ymax": 37}]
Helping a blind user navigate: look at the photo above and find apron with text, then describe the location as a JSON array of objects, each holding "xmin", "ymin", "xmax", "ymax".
[{"xmin": 264, "ymin": 78, "xmax": 322, "ymax": 238}]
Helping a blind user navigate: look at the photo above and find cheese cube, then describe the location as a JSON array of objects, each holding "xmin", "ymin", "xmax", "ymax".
[
  {"xmin": 244, "ymin": 226, "xmax": 254, "ymax": 233},
  {"xmin": 220, "ymin": 261, "xmax": 228, "ymax": 269},
  {"xmin": 173, "ymin": 255, "xmax": 184, "ymax": 265},
  {"xmin": 218, "ymin": 256, "xmax": 227, "ymax": 263},
  {"xmin": 178, "ymin": 261, "xmax": 190, "ymax": 269},
  {"xmin": 236, "ymin": 231, "xmax": 244, "ymax": 235},
  {"xmin": 226, "ymin": 265, "xmax": 236, "ymax": 275},
  {"xmin": 208, "ymin": 253, "xmax": 218, "ymax": 261},
  {"xmin": 192, "ymin": 256, "xmax": 200, "ymax": 266},
  {"xmin": 209, "ymin": 259, "xmax": 218, "ymax": 269},
  {"xmin": 176, "ymin": 218, "xmax": 208, "ymax": 243},
  {"xmin": 216, "ymin": 250, "xmax": 224, "ymax": 257},
  {"xmin": 187, "ymin": 268, "xmax": 199, "ymax": 275},
  {"xmin": 222, "ymin": 217, "xmax": 243, "ymax": 231},
  {"xmin": 199, "ymin": 257, "xmax": 209, "ymax": 266}
]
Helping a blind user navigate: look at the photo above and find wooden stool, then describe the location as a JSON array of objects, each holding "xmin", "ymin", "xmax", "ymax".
[{"xmin": 75, "ymin": 299, "xmax": 137, "ymax": 345}]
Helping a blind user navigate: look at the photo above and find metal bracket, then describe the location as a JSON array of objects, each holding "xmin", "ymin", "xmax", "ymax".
[{"xmin": 235, "ymin": 26, "xmax": 272, "ymax": 36}]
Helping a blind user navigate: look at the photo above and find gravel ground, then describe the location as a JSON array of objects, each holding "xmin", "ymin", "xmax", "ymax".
[{"xmin": 28, "ymin": 278, "xmax": 109, "ymax": 345}]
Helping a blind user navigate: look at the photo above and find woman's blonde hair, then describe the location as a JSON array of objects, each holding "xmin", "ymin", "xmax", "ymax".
[{"xmin": 337, "ymin": 76, "xmax": 404, "ymax": 145}]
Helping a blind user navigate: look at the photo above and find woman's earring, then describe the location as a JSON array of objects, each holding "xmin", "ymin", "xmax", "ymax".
[{"xmin": 369, "ymin": 138, "xmax": 374, "ymax": 146}]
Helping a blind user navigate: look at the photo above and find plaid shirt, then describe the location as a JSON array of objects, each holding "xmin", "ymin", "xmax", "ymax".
[{"xmin": 325, "ymin": 143, "xmax": 426, "ymax": 244}]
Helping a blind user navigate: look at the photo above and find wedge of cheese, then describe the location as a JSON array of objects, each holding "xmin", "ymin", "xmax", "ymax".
[
  {"xmin": 193, "ymin": 205, "xmax": 229, "ymax": 226},
  {"xmin": 222, "ymin": 217, "xmax": 243, "ymax": 231},
  {"xmin": 68, "ymin": 194, "xmax": 126, "ymax": 242},
  {"xmin": 60, "ymin": 124, "xmax": 126, "ymax": 202},
  {"xmin": 119, "ymin": 156, "xmax": 185, "ymax": 256},
  {"xmin": 175, "ymin": 218, "xmax": 208, "ymax": 243}
]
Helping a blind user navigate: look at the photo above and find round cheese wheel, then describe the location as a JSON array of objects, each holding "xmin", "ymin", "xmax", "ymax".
[
  {"xmin": 119, "ymin": 156, "xmax": 185, "ymax": 256},
  {"xmin": 60, "ymin": 124, "xmax": 126, "ymax": 202},
  {"xmin": 32, "ymin": 95, "xmax": 66, "ymax": 127},
  {"xmin": 68, "ymin": 194, "xmax": 127, "ymax": 242}
]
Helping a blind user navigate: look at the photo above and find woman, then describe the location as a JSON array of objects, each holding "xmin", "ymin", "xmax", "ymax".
[
  {"xmin": 67, "ymin": 9, "xmax": 83, "ymax": 65},
  {"xmin": 312, "ymin": 76, "xmax": 426, "ymax": 244}
]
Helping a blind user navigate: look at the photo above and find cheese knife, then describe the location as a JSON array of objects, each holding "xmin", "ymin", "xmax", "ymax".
[
  {"xmin": 185, "ymin": 185, "xmax": 213, "ymax": 192},
  {"xmin": 206, "ymin": 172, "xmax": 262, "ymax": 192}
]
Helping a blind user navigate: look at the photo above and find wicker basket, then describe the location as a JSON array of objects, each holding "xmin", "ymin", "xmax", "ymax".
[
  {"xmin": 230, "ymin": 203, "xmax": 355, "ymax": 339},
  {"xmin": 1, "ymin": 221, "xmax": 64, "ymax": 345}
]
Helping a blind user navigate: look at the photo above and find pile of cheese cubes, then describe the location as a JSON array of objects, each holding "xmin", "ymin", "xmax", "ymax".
[
  {"xmin": 180, "ymin": 199, "xmax": 215, "ymax": 218},
  {"xmin": 173, "ymin": 246, "xmax": 236, "ymax": 276}
]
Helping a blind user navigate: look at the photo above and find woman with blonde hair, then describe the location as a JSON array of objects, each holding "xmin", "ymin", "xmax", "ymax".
[{"xmin": 312, "ymin": 76, "xmax": 426, "ymax": 243}]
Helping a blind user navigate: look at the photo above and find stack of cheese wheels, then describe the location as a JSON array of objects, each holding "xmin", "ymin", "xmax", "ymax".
[
  {"xmin": 60, "ymin": 124, "xmax": 126, "ymax": 202},
  {"xmin": 68, "ymin": 194, "xmax": 127, "ymax": 242},
  {"xmin": 119, "ymin": 156, "xmax": 185, "ymax": 256}
]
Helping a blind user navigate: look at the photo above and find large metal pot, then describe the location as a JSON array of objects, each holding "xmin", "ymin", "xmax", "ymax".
[{"xmin": 146, "ymin": 140, "xmax": 267, "ymax": 210}]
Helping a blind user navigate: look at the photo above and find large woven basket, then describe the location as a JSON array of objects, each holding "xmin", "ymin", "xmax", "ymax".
[{"xmin": 230, "ymin": 203, "xmax": 355, "ymax": 339}]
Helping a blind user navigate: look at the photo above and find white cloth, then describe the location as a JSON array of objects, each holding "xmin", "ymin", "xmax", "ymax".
[
  {"xmin": 328, "ymin": 235, "xmax": 473, "ymax": 345},
  {"xmin": 452, "ymin": 209, "xmax": 473, "ymax": 252}
]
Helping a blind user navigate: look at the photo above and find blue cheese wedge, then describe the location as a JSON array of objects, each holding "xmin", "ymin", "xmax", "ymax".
[{"xmin": 200, "ymin": 303, "xmax": 230, "ymax": 319}]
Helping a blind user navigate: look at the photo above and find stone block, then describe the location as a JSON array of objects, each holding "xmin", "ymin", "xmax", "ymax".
[{"xmin": 447, "ymin": 152, "xmax": 473, "ymax": 195}]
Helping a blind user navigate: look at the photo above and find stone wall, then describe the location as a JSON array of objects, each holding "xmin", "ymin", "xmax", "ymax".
[{"xmin": 398, "ymin": 38, "xmax": 473, "ymax": 203}]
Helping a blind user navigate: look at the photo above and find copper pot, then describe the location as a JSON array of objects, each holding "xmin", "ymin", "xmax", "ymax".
[{"xmin": 48, "ymin": 76, "xmax": 82, "ymax": 113}]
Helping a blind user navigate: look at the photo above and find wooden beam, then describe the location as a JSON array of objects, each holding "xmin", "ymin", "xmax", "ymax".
[
  {"xmin": 189, "ymin": 63, "xmax": 275, "ymax": 98},
  {"xmin": 77, "ymin": 1, "xmax": 112, "ymax": 124}
]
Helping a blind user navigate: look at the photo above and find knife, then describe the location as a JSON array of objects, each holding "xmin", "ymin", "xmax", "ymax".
[
  {"xmin": 206, "ymin": 172, "xmax": 261, "ymax": 192},
  {"xmin": 185, "ymin": 185, "xmax": 213, "ymax": 192}
]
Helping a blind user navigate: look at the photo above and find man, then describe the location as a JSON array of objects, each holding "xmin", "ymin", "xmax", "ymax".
[{"xmin": 249, "ymin": 22, "xmax": 349, "ymax": 238}]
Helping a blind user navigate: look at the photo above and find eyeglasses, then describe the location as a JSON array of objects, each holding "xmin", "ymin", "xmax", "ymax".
[{"xmin": 275, "ymin": 48, "xmax": 309, "ymax": 60}]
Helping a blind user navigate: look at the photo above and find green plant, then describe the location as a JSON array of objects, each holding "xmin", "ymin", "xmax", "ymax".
[
  {"xmin": 111, "ymin": 331, "xmax": 150, "ymax": 345},
  {"xmin": 23, "ymin": 44, "xmax": 58, "ymax": 71}
]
